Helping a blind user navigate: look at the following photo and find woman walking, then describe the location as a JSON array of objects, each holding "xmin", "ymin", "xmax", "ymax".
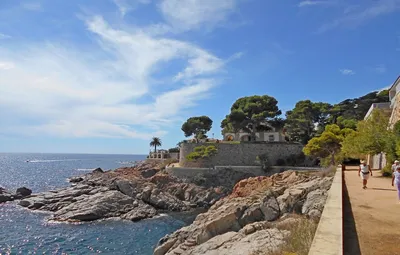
[
  {"xmin": 358, "ymin": 160, "xmax": 373, "ymax": 189},
  {"xmin": 392, "ymin": 166, "xmax": 400, "ymax": 203}
]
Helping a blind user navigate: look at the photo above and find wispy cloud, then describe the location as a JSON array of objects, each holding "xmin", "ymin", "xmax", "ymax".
[
  {"xmin": 0, "ymin": 61, "xmax": 15, "ymax": 70},
  {"xmin": 158, "ymin": 0, "xmax": 237, "ymax": 32},
  {"xmin": 372, "ymin": 64, "xmax": 387, "ymax": 74},
  {"xmin": 0, "ymin": 33, "xmax": 11, "ymax": 39},
  {"xmin": 318, "ymin": 0, "xmax": 400, "ymax": 32},
  {"xmin": 340, "ymin": 69, "xmax": 355, "ymax": 75},
  {"xmin": 112, "ymin": 0, "xmax": 151, "ymax": 17},
  {"xmin": 0, "ymin": 15, "xmax": 230, "ymax": 139},
  {"xmin": 298, "ymin": 1, "xmax": 332, "ymax": 7},
  {"xmin": 21, "ymin": 2, "xmax": 42, "ymax": 11}
]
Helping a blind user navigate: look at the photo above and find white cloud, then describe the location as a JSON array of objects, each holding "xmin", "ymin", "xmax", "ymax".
[
  {"xmin": 0, "ymin": 61, "xmax": 15, "ymax": 70},
  {"xmin": 298, "ymin": 1, "xmax": 331, "ymax": 7},
  {"xmin": 112, "ymin": 0, "xmax": 151, "ymax": 16},
  {"xmin": 340, "ymin": 69, "xmax": 355, "ymax": 75},
  {"xmin": 0, "ymin": 16, "xmax": 227, "ymax": 139},
  {"xmin": 0, "ymin": 33, "xmax": 11, "ymax": 39},
  {"xmin": 21, "ymin": 2, "xmax": 42, "ymax": 11},
  {"xmin": 159, "ymin": 0, "xmax": 237, "ymax": 32},
  {"xmin": 318, "ymin": 0, "xmax": 400, "ymax": 32},
  {"xmin": 373, "ymin": 64, "xmax": 387, "ymax": 74}
]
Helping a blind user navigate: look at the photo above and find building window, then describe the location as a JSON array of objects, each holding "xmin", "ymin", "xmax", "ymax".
[{"xmin": 268, "ymin": 135, "xmax": 275, "ymax": 142}]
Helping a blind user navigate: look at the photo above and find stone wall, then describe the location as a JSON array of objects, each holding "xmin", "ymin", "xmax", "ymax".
[
  {"xmin": 389, "ymin": 92, "xmax": 400, "ymax": 128},
  {"xmin": 179, "ymin": 142, "xmax": 303, "ymax": 167}
]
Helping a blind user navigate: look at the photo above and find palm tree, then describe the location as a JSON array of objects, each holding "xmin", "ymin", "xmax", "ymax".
[{"xmin": 150, "ymin": 137, "xmax": 162, "ymax": 153}]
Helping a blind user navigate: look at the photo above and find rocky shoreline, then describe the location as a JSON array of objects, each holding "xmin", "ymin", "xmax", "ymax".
[
  {"xmin": 1, "ymin": 161, "xmax": 334, "ymax": 255},
  {"xmin": 2, "ymin": 161, "xmax": 255, "ymax": 223},
  {"xmin": 153, "ymin": 171, "xmax": 333, "ymax": 255}
]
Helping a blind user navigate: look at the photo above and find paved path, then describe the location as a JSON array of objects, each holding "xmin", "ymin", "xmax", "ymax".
[{"xmin": 344, "ymin": 170, "xmax": 400, "ymax": 255}]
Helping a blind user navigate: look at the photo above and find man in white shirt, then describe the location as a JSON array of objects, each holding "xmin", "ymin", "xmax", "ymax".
[{"xmin": 392, "ymin": 160, "xmax": 399, "ymax": 173}]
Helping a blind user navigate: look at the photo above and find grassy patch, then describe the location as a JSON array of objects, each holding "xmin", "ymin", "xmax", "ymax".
[{"xmin": 251, "ymin": 216, "xmax": 318, "ymax": 255}]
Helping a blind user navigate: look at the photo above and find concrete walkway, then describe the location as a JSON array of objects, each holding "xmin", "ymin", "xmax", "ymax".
[{"xmin": 344, "ymin": 170, "xmax": 400, "ymax": 255}]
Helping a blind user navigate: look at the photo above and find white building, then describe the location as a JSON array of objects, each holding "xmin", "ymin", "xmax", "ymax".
[{"xmin": 223, "ymin": 126, "xmax": 285, "ymax": 142}]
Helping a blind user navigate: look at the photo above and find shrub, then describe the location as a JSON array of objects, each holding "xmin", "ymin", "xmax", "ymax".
[
  {"xmin": 168, "ymin": 147, "xmax": 180, "ymax": 153},
  {"xmin": 186, "ymin": 145, "xmax": 218, "ymax": 162},
  {"xmin": 252, "ymin": 216, "xmax": 318, "ymax": 255},
  {"xmin": 382, "ymin": 164, "xmax": 392, "ymax": 177},
  {"xmin": 256, "ymin": 154, "xmax": 271, "ymax": 172},
  {"xmin": 277, "ymin": 217, "xmax": 318, "ymax": 255}
]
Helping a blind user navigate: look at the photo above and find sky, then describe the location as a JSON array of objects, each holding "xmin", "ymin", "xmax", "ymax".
[{"xmin": 0, "ymin": 0, "xmax": 399, "ymax": 154}]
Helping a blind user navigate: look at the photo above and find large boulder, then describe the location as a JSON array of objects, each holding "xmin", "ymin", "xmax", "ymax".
[
  {"xmin": 52, "ymin": 190, "xmax": 138, "ymax": 221},
  {"xmin": 16, "ymin": 187, "xmax": 32, "ymax": 197}
]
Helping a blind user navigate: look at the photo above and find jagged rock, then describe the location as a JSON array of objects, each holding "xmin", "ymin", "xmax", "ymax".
[
  {"xmin": 154, "ymin": 173, "xmax": 333, "ymax": 255},
  {"xmin": 122, "ymin": 201, "xmax": 157, "ymax": 221},
  {"xmin": 302, "ymin": 189, "xmax": 328, "ymax": 218},
  {"xmin": 52, "ymin": 190, "xmax": 137, "ymax": 221},
  {"xmin": 92, "ymin": 168, "xmax": 104, "ymax": 174},
  {"xmin": 69, "ymin": 176, "xmax": 83, "ymax": 183},
  {"xmin": 260, "ymin": 195, "xmax": 280, "ymax": 221},
  {"xmin": 16, "ymin": 187, "xmax": 32, "ymax": 197},
  {"xmin": 141, "ymin": 168, "xmax": 158, "ymax": 178},
  {"xmin": 183, "ymin": 229, "xmax": 289, "ymax": 255},
  {"xmin": 0, "ymin": 193, "xmax": 13, "ymax": 203}
]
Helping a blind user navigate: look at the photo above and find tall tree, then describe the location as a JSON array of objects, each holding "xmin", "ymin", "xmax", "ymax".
[
  {"xmin": 284, "ymin": 100, "xmax": 332, "ymax": 144},
  {"xmin": 329, "ymin": 90, "xmax": 389, "ymax": 122},
  {"xmin": 181, "ymin": 116, "xmax": 213, "ymax": 142},
  {"xmin": 303, "ymin": 124, "xmax": 353, "ymax": 166},
  {"xmin": 341, "ymin": 109, "xmax": 391, "ymax": 158},
  {"xmin": 221, "ymin": 95, "xmax": 281, "ymax": 141},
  {"xmin": 150, "ymin": 137, "xmax": 162, "ymax": 153}
]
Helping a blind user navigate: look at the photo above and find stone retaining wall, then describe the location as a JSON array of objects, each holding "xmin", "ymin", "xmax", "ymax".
[
  {"xmin": 179, "ymin": 142, "xmax": 303, "ymax": 167},
  {"xmin": 308, "ymin": 167, "xmax": 343, "ymax": 255},
  {"xmin": 166, "ymin": 166, "xmax": 323, "ymax": 180}
]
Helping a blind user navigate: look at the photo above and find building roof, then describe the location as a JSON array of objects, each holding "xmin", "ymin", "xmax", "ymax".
[{"xmin": 389, "ymin": 75, "xmax": 400, "ymax": 92}]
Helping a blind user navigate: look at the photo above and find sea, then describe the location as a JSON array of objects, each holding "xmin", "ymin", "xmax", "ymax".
[{"xmin": 0, "ymin": 153, "xmax": 186, "ymax": 255}]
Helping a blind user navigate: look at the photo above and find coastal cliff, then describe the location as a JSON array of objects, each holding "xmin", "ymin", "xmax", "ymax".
[
  {"xmin": 153, "ymin": 170, "xmax": 333, "ymax": 255},
  {"xmin": 15, "ymin": 161, "xmax": 255, "ymax": 222}
]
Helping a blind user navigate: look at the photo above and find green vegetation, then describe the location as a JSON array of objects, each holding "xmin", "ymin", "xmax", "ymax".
[
  {"xmin": 186, "ymin": 145, "xmax": 218, "ymax": 161},
  {"xmin": 168, "ymin": 147, "xmax": 180, "ymax": 153},
  {"xmin": 341, "ymin": 110, "xmax": 390, "ymax": 158},
  {"xmin": 285, "ymin": 90, "xmax": 389, "ymax": 144},
  {"xmin": 221, "ymin": 95, "xmax": 282, "ymax": 140},
  {"xmin": 285, "ymin": 100, "xmax": 331, "ymax": 144},
  {"xmin": 181, "ymin": 116, "xmax": 213, "ymax": 142},
  {"xmin": 303, "ymin": 124, "xmax": 354, "ymax": 166},
  {"xmin": 149, "ymin": 137, "xmax": 162, "ymax": 153}
]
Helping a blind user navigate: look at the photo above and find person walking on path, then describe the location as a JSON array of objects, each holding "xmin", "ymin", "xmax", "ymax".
[
  {"xmin": 358, "ymin": 160, "xmax": 373, "ymax": 189},
  {"xmin": 392, "ymin": 160, "xmax": 400, "ymax": 173},
  {"xmin": 392, "ymin": 166, "xmax": 400, "ymax": 203}
]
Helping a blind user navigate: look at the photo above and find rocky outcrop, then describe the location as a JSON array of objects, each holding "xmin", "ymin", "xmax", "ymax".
[
  {"xmin": 17, "ymin": 162, "xmax": 241, "ymax": 223},
  {"xmin": 0, "ymin": 186, "xmax": 32, "ymax": 203},
  {"xmin": 153, "ymin": 171, "xmax": 333, "ymax": 255}
]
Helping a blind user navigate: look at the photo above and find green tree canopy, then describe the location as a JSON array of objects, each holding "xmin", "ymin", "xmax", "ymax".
[
  {"xmin": 341, "ymin": 109, "xmax": 391, "ymax": 157},
  {"xmin": 150, "ymin": 137, "xmax": 162, "ymax": 153},
  {"xmin": 221, "ymin": 95, "xmax": 282, "ymax": 140},
  {"xmin": 284, "ymin": 100, "xmax": 332, "ymax": 144},
  {"xmin": 329, "ymin": 90, "xmax": 389, "ymax": 122},
  {"xmin": 181, "ymin": 116, "xmax": 213, "ymax": 141},
  {"xmin": 303, "ymin": 124, "xmax": 353, "ymax": 166}
]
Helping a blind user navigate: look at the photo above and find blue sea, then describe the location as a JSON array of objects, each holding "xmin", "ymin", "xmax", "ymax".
[{"xmin": 0, "ymin": 153, "xmax": 186, "ymax": 255}]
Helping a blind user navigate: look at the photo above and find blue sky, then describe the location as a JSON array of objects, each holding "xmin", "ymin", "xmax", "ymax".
[{"xmin": 0, "ymin": 0, "xmax": 399, "ymax": 154}]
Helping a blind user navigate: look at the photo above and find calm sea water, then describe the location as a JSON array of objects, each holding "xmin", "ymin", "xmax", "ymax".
[{"xmin": 0, "ymin": 153, "xmax": 185, "ymax": 255}]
